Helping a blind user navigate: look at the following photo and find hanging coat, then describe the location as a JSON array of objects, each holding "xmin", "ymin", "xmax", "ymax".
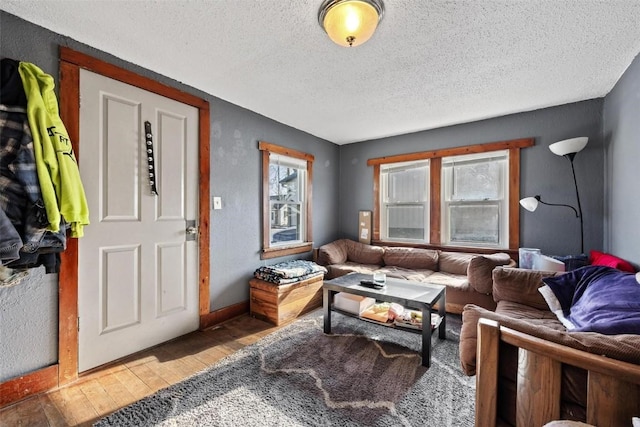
[{"xmin": 18, "ymin": 61, "xmax": 89, "ymax": 237}]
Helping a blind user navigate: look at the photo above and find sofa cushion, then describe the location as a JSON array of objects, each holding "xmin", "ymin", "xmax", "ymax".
[
  {"xmin": 462, "ymin": 305, "xmax": 525, "ymax": 376},
  {"xmin": 492, "ymin": 267, "xmax": 560, "ymax": 310},
  {"xmin": 460, "ymin": 302, "xmax": 640, "ymax": 376},
  {"xmin": 344, "ymin": 239, "xmax": 385, "ymax": 265},
  {"xmin": 317, "ymin": 239, "xmax": 348, "ymax": 265},
  {"xmin": 326, "ymin": 262, "xmax": 381, "ymax": 279},
  {"xmin": 382, "ymin": 247, "xmax": 438, "ymax": 270},
  {"xmin": 438, "ymin": 252, "xmax": 474, "ymax": 275},
  {"xmin": 425, "ymin": 272, "xmax": 469, "ymax": 290},
  {"xmin": 467, "ymin": 253, "xmax": 513, "ymax": 294},
  {"xmin": 495, "ymin": 301, "xmax": 565, "ymax": 330},
  {"xmin": 384, "ymin": 267, "xmax": 435, "ymax": 282}
]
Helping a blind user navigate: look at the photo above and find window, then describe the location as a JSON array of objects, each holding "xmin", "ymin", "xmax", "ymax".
[
  {"xmin": 442, "ymin": 151, "xmax": 508, "ymax": 247},
  {"xmin": 269, "ymin": 154, "xmax": 305, "ymax": 245},
  {"xmin": 380, "ymin": 160, "xmax": 429, "ymax": 241},
  {"xmin": 369, "ymin": 138, "xmax": 534, "ymax": 250},
  {"xmin": 259, "ymin": 141, "xmax": 313, "ymax": 259}
]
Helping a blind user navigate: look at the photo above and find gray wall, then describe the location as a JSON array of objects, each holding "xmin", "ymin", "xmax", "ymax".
[
  {"xmin": 0, "ymin": 11, "xmax": 340, "ymax": 381},
  {"xmin": 603, "ymin": 52, "xmax": 640, "ymax": 268},
  {"xmin": 0, "ymin": 268, "xmax": 58, "ymax": 382},
  {"xmin": 338, "ymin": 100, "xmax": 604, "ymax": 256}
]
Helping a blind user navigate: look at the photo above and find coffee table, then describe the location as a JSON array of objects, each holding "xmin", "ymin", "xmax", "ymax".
[{"xmin": 323, "ymin": 273, "xmax": 446, "ymax": 368}]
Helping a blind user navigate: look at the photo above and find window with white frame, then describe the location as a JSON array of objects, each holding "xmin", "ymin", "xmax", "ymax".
[
  {"xmin": 269, "ymin": 153, "xmax": 306, "ymax": 246},
  {"xmin": 441, "ymin": 150, "xmax": 509, "ymax": 247},
  {"xmin": 380, "ymin": 160, "xmax": 430, "ymax": 241},
  {"xmin": 371, "ymin": 138, "xmax": 532, "ymax": 250}
]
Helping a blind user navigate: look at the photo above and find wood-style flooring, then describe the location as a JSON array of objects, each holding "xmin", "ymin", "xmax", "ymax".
[{"xmin": 0, "ymin": 314, "xmax": 283, "ymax": 427}]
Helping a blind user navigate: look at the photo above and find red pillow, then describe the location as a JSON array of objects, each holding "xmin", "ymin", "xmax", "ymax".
[{"xmin": 590, "ymin": 250, "xmax": 636, "ymax": 273}]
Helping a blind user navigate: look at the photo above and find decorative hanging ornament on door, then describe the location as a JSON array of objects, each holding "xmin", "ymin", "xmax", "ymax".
[{"xmin": 144, "ymin": 121, "xmax": 158, "ymax": 196}]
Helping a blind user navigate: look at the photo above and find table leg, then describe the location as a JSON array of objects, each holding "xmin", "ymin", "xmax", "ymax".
[
  {"xmin": 438, "ymin": 291, "xmax": 446, "ymax": 340},
  {"xmin": 323, "ymin": 288, "xmax": 333, "ymax": 334},
  {"xmin": 421, "ymin": 305, "xmax": 431, "ymax": 368}
]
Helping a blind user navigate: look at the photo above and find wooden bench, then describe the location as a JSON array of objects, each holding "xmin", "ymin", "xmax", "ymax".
[
  {"xmin": 249, "ymin": 275, "xmax": 323, "ymax": 326},
  {"xmin": 476, "ymin": 318, "xmax": 640, "ymax": 427}
]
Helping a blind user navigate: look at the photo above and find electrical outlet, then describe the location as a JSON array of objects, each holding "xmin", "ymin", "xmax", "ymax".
[{"xmin": 213, "ymin": 196, "xmax": 222, "ymax": 210}]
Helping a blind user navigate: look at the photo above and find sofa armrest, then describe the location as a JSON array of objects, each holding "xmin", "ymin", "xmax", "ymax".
[
  {"xmin": 316, "ymin": 239, "xmax": 348, "ymax": 265},
  {"xmin": 467, "ymin": 253, "xmax": 515, "ymax": 294},
  {"xmin": 492, "ymin": 267, "xmax": 560, "ymax": 310},
  {"xmin": 475, "ymin": 318, "xmax": 640, "ymax": 427}
]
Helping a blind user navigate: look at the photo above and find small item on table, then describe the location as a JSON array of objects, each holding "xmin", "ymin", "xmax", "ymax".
[
  {"xmin": 360, "ymin": 279, "xmax": 385, "ymax": 289},
  {"xmin": 373, "ymin": 270, "xmax": 386, "ymax": 286},
  {"xmin": 360, "ymin": 302, "xmax": 392, "ymax": 323}
]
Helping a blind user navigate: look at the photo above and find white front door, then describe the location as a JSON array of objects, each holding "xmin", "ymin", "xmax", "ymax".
[{"xmin": 78, "ymin": 69, "xmax": 199, "ymax": 372}]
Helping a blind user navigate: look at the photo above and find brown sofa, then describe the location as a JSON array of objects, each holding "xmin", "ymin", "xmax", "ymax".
[
  {"xmin": 460, "ymin": 267, "xmax": 640, "ymax": 426},
  {"xmin": 316, "ymin": 239, "xmax": 514, "ymax": 313}
]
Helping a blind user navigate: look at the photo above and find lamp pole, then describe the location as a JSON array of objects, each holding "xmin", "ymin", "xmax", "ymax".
[{"xmin": 566, "ymin": 155, "xmax": 584, "ymax": 254}]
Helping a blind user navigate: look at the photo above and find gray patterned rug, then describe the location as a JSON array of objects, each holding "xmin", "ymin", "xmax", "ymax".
[{"xmin": 95, "ymin": 311, "xmax": 475, "ymax": 426}]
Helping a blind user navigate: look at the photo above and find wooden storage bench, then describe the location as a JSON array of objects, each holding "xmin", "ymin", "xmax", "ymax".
[{"xmin": 249, "ymin": 275, "xmax": 324, "ymax": 326}]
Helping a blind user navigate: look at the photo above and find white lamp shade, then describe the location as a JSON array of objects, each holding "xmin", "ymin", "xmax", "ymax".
[
  {"xmin": 520, "ymin": 197, "xmax": 539, "ymax": 212},
  {"xmin": 320, "ymin": 0, "xmax": 383, "ymax": 47},
  {"xmin": 549, "ymin": 137, "xmax": 588, "ymax": 156}
]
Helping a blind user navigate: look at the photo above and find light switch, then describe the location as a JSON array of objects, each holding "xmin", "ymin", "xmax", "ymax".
[{"xmin": 213, "ymin": 196, "xmax": 222, "ymax": 210}]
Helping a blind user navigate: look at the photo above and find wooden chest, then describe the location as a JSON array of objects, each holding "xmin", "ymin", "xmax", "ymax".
[{"xmin": 249, "ymin": 275, "xmax": 324, "ymax": 326}]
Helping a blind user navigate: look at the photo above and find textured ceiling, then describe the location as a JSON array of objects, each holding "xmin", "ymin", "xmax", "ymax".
[{"xmin": 3, "ymin": 0, "xmax": 640, "ymax": 145}]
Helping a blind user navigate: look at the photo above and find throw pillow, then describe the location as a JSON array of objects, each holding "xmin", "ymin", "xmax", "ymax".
[
  {"xmin": 382, "ymin": 247, "xmax": 438, "ymax": 270},
  {"xmin": 439, "ymin": 252, "xmax": 475, "ymax": 275},
  {"xmin": 344, "ymin": 239, "xmax": 384, "ymax": 265},
  {"xmin": 467, "ymin": 253, "xmax": 513, "ymax": 294},
  {"xmin": 539, "ymin": 265, "xmax": 640, "ymax": 334},
  {"xmin": 590, "ymin": 250, "xmax": 636, "ymax": 273}
]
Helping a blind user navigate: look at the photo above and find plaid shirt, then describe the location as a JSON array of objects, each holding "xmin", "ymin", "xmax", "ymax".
[{"xmin": 0, "ymin": 104, "xmax": 48, "ymax": 252}]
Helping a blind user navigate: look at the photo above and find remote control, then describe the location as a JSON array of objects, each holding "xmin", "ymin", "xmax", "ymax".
[{"xmin": 360, "ymin": 280, "xmax": 385, "ymax": 289}]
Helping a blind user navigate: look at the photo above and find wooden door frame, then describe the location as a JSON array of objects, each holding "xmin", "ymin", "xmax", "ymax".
[{"xmin": 57, "ymin": 47, "xmax": 211, "ymax": 385}]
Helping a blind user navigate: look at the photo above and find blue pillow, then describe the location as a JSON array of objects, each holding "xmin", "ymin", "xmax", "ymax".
[{"xmin": 539, "ymin": 265, "xmax": 640, "ymax": 334}]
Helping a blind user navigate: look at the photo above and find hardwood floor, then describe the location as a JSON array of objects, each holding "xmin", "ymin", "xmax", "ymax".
[{"xmin": 0, "ymin": 314, "xmax": 282, "ymax": 427}]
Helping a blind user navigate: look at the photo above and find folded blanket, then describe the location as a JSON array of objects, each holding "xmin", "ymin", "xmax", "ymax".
[
  {"xmin": 254, "ymin": 260, "xmax": 327, "ymax": 285},
  {"xmin": 540, "ymin": 265, "xmax": 640, "ymax": 334}
]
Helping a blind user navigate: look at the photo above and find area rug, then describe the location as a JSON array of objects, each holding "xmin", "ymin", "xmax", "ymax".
[{"xmin": 95, "ymin": 312, "xmax": 475, "ymax": 426}]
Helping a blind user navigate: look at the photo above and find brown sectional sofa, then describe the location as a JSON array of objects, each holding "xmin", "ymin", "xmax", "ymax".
[
  {"xmin": 459, "ymin": 267, "xmax": 640, "ymax": 426},
  {"xmin": 316, "ymin": 239, "xmax": 514, "ymax": 313}
]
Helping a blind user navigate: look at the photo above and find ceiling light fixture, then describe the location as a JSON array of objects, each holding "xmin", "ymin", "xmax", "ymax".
[{"xmin": 318, "ymin": 0, "xmax": 384, "ymax": 47}]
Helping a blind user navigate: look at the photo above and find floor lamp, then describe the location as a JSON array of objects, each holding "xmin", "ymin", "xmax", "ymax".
[{"xmin": 520, "ymin": 137, "xmax": 587, "ymax": 254}]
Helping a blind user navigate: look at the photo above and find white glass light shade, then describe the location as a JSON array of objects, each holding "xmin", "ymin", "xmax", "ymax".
[
  {"xmin": 549, "ymin": 137, "xmax": 588, "ymax": 157},
  {"xmin": 319, "ymin": 0, "xmax": 384, "ymax": 47},
  {"xmin": 519, "ymin": 197, "xmax": 539, "ymax": 212}
]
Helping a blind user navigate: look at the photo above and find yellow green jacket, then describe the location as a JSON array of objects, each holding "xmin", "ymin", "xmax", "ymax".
[{"xmin": 18, "ymin": 62, "xmax": 89, "ymax": 237}]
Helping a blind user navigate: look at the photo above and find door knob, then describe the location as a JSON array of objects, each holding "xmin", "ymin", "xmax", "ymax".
[{"xmin": 185, "ymin": 220, "xmax": 197, "ymax": 241}]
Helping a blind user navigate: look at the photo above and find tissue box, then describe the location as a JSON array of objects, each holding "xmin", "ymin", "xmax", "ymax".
[{"xmin": 334, "ymin": 292, "xmax": 375, "ymax": 315}]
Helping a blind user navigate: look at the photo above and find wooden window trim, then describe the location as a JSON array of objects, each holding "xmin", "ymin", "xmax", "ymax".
[
  {"xmin": 367, "ymin": 138, "xmax": 534, "ymax": 166},
  {"xmin": 429, "ymin": 158, "xmax": 442, "ymax": 244},
  {"xmin": 259, "ymin": 141, "xmax": 313, "ymax": 259},
  {"xmin": 371, "ymin": 138, "xmax": 534, "ymax": 251}
]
